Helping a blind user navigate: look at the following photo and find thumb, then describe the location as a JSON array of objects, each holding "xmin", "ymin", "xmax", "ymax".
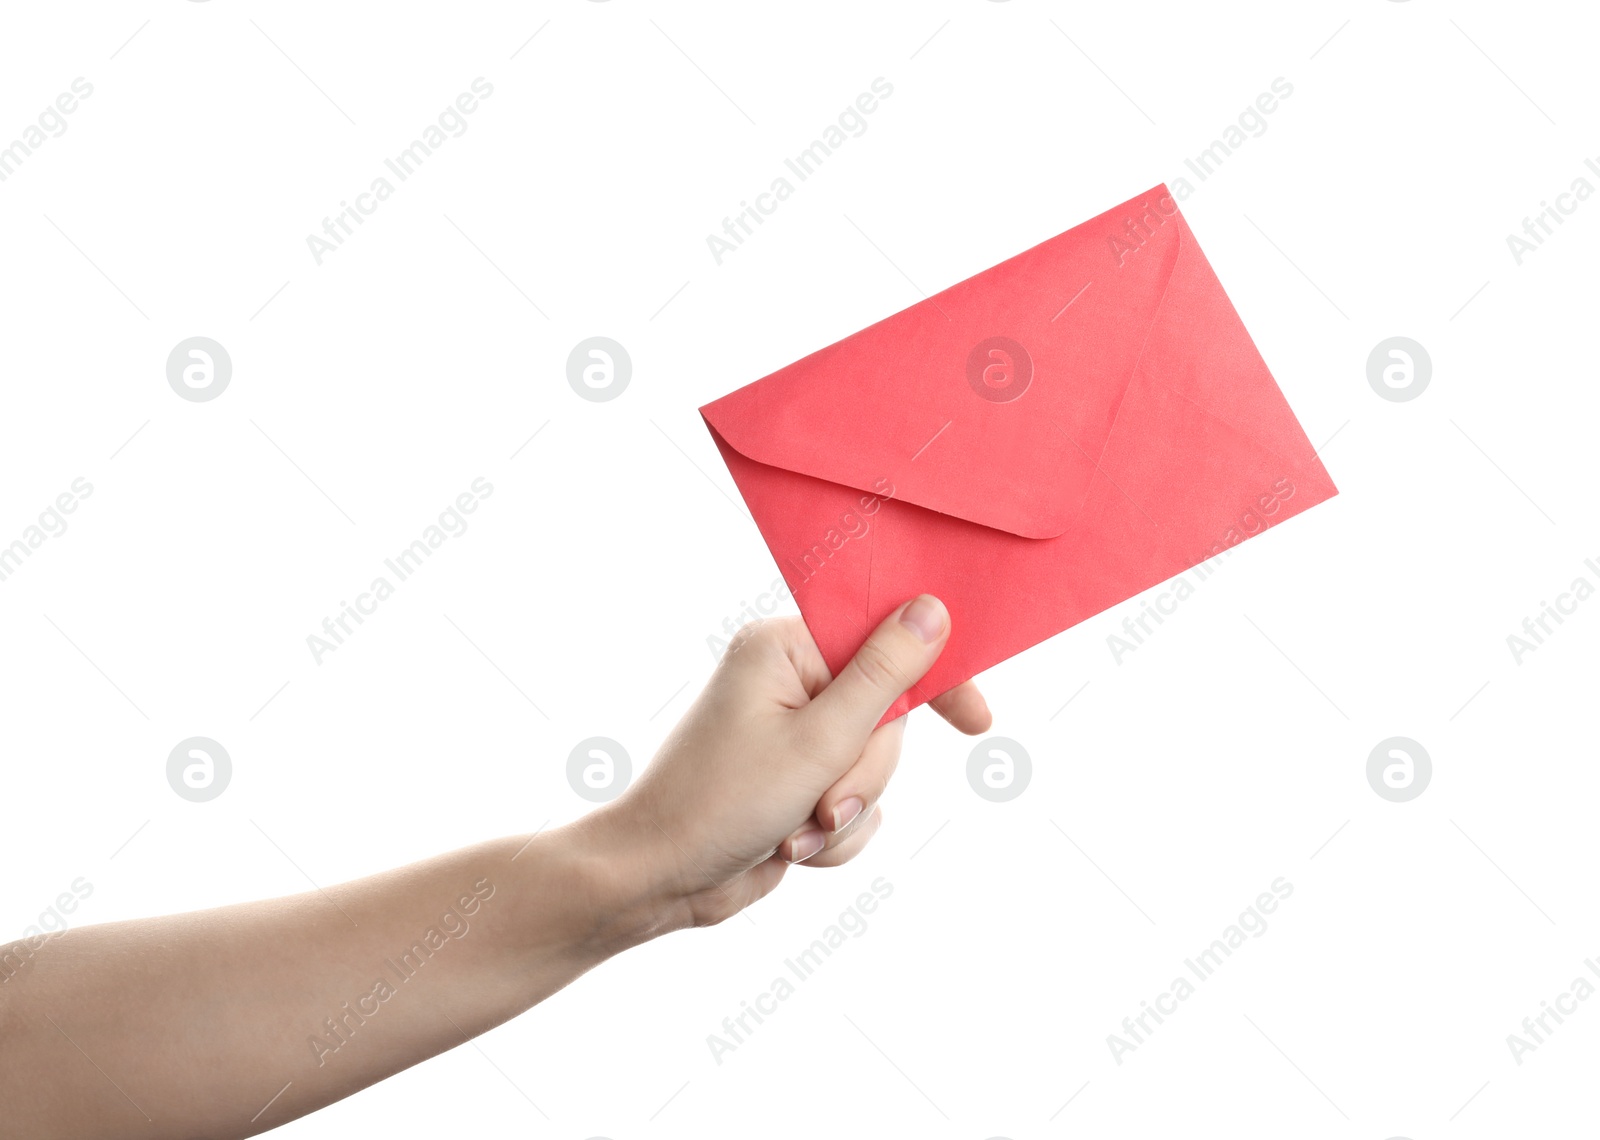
[{"xmin": 806, "ymin": 595, "xmax": 950, "ymax": 741}]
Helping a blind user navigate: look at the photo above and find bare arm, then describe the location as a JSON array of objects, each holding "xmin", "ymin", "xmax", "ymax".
[
  {"xmin": 0, "ymin": 820, "xmax": 676, "ymax": 1137},
  {"xmin": 0, "ymin": 597, "xmax": 989, "ymax": 1138}
]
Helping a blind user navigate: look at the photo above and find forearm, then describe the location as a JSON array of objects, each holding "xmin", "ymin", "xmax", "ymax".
[
  {"xmin": 0, "ymin": 602, "xmax": 966, "ymax": 1136},
  {"xmin": 0, "ymin": 816, "xmax": 683, "ymax": 1140}
]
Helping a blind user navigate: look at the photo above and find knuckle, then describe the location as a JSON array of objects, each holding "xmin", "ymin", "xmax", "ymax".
[
  {"xmin": 722, "ymin": 618, "xmax": 777, "ymax": 664},
  {"xmin": 849, "ymin": 637, "xmax": 906, "ymax": 695}
]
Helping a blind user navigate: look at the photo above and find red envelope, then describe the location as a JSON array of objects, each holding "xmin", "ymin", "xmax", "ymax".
[{"xmin": 700, "ymin": 184, "xmax": 1337, "ymax": 722}]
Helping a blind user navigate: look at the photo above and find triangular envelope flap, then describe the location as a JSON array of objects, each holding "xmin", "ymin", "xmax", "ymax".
[
  {"xmin": 1134, "ymin": 208, "xmax": 1328, "ymax": 477},
  {"xmin": 700, "ymin": 186, "xmax": 1185, "ymax": 540}
]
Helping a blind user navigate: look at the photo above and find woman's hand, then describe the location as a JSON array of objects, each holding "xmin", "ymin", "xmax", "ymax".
[
  {"xmin": 0, "ymin": 594, "xmax": 990, "ymax": 1139},
  {"xmin": 589, "ymin": 595, "xmax": 991, "ymax": 929}
]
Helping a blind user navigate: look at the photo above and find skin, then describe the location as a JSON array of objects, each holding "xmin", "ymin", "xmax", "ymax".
[{"xmin": 0, "ymin": 595, "xmax": 989, "ymax": 1138}]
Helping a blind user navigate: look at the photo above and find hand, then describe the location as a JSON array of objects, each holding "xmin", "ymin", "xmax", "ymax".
[
  {"xmin": 0, "ymin": 595, "xmax": 988, "ymax": 1139},
  {"xmin": 588, "ymin": 595, "xmax": 991, "ymax": 930}
]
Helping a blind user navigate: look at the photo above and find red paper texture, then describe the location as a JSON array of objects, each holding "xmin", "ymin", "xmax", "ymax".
[{"xmin": 701, "ymin": 184, "xmax": 1338, "ymax": 722}]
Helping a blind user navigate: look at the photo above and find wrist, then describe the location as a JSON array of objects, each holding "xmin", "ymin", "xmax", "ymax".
[{"xmin": 519, "ymin": 809, "xmax": 695, "ymax": 962}]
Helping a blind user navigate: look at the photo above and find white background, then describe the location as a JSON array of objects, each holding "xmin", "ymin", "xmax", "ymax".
[{"xmin": 2, "ymin": 0, "xmax": 1597, "ymax": 1136}]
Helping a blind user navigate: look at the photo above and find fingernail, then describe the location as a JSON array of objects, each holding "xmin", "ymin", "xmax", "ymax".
[
  {"xmin": 787, "ymin": 828, "xmax": 827, "ymax": 864},
  {"xmin": 831, "ymin": 796, "xmax": 864, "ymax": 833},
  {"xmin": 900, "ymin": 595, "xmax": 946, "ymax": 643}
]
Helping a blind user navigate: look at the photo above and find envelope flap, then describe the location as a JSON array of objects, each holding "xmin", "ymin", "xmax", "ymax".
[{"xmin": 700, "ymin": 186, "xmax": 1186, "ymax": 540}]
